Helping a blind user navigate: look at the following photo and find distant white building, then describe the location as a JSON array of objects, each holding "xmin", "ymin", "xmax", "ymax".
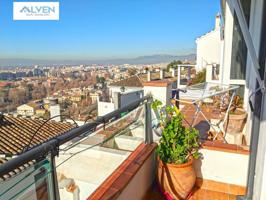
[
  {"xmin": 17, "ymin": 103, "xmax": 39, "ymax": 117},
  {"xmin": 196, "ymin": 14, "xmax": 223, "ymax": 72}
]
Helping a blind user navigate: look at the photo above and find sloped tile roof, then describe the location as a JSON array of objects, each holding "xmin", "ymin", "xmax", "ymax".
[
  {"xmin": 109, "ymin": 75, "xmax": 143, "ymax": 88},
  {"xmin": 0, "ymin": 115, "xmax": 75, "ymax": 155}
]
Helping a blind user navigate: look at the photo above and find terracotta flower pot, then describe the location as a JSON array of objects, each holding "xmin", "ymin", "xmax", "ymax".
[
  {"xmin": 157, "ymin": 157, "xmax": 196, "ymax": 200},
  {"xmin": 223, "ymin": 108, "xmax": 247, "ymax": 134}
]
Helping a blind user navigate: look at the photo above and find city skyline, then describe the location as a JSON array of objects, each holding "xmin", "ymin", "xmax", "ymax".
[{"xmin": 0, "ymin": 0, "xmax": 220, "ymax": 61}]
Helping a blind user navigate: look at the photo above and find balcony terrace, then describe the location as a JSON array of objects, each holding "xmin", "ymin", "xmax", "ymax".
[{"xmin": 0, "ymin": 94, "xmax": 250, "ymax": 200}]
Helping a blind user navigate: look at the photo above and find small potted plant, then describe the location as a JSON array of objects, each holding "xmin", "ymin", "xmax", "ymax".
[
  {"xmin": 152, "ymin": 100, "xmax": 201, "ymax": 199},
  {"xmin": 222, "ymin": 95, "xmax": 247, "ymax": 134}
]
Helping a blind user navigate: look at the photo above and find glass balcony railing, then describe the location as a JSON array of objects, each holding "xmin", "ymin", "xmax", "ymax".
[
  {"xmin": 56, "ymin": 104, "xmax": 146, "ymax": 199},
  {"xmin": 0, "ymin": 96, "xmax": 153, "ymax": 200},
  {"xmin": 0, "ymin": 155, "xmax": 56, "ymax": 200}
]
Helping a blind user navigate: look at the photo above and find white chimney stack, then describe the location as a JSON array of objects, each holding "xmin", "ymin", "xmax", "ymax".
[
  {"xmin": 215, "ymin": 13, "xmax": 221, "ymax": 30},
  {"xmin": 147, "ymin": 70, "xmax": 151, "ymax": 81},
  {"xmin": 50, "ymin": 104, "xmax": 61, "ymax": 122},
  {"xmin": 160, "ymin": 69, "xmax": 165, "ymax": 80}
]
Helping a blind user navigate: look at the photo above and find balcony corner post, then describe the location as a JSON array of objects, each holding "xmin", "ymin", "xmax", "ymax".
[{"xmin": 145, "ymin": 95, "xmax": 153, "ymax": 144}]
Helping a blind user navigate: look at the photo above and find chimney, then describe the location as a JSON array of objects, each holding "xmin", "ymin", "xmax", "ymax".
[
  {"xmin": 49, "ymin": 98, "xmax": 61, "ymax": 122},
  {"xmin": 160, "ymin": 69, "xmax": 165, "ymax": 79},
  {"xmin": 50, "ymin": 104, "xmax": 61, "ymax": 122},
  {"xmin": 147, "ymin": 70, "xmax": 151, "ymax": 82},
  {"xmin": 215, "ymin": 13, "xmax": 221, "ymax": 30}
]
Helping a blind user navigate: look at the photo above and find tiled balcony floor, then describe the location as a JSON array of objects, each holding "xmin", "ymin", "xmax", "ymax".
[
  {"xmin": 188, "ymin": 187, "xmax": 237, "ymax": 200},
  {"xmin": 180, "ymin": 103, "xmax": 226, "ymax": 141},
  {"xmin": 143, "ymin": 183, "xmax": 237, "ymax": 200}
]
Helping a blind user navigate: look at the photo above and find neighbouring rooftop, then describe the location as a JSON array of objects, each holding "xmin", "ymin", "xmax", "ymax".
[
  {"xmin": 0, "ymin": 115, "xmax": 75, "ymax": 155},
  {"xmin": 109, "ymin": 71, "xmax": 177, "ymax": 88}
]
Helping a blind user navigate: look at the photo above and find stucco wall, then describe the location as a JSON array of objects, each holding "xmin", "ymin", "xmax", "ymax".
[
  {"xmin": 193, "ymin": 149, "xmax": 249, "ymax": 186},
  {"xmin": 117, "ymin": 151, "xmax": 156, "ymax": 200},
  {"xmin": 143, "ymin": 85, "xmax": 171, "ymax": 106},
  {"xmin": 97, "ymin": 101, "xmax": 115, "ymax": 116},
  {"xmin": 196, "ymin": 29, "xmax": 222, "ymax": 71}
]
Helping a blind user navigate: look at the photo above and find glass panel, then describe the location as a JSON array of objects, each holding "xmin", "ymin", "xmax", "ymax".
[
  {"xmin": 55, "ymin": 104, "xmax": 146, "ymax": 199},
  {"xmin": 0, "ymin": 156, "xmax": 55, "ymax": 200},
  {"xmin": 230, "ymin": 0, "xmax": 251, "ymax": 80}
]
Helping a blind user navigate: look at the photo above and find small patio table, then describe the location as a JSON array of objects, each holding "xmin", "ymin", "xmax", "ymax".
[{"xmin": 174, "ymin": 82, "xmax": 239, "ymax": 142}]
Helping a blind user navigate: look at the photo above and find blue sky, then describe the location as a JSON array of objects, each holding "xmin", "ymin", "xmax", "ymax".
[{"xmin": 0, "ymin": 0, "xmax": 220, "ymax": 60}]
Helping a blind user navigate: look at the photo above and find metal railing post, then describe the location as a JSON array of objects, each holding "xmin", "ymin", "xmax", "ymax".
[
  {"xmin": 145, "ymin": 96, "xmax": 153, "ymax": 144},
  {"xmin": 50, "ymin": 151, "xmax": 60, "ymax": 200}
]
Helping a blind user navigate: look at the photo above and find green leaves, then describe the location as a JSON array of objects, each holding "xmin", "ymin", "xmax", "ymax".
[
  {"xmin": 155, "ymin": 100, "xmax": 201, "ymax": 164},
  {"xmin": 151, "ymin": 99, "xmax": 163, "ymax": 111}
]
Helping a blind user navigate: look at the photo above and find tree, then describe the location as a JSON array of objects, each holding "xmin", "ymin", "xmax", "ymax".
[
  {"xmin": 167, "ymin": 60, "xmax": 183, "ymax": 72},
  {"xmin": 31, "ymin": 86, "xmax": 47, "ymax": 100},
  {"xmin": 8, "ymin": 88, "xmax": 26, "ymax": 105},
  {"xmin": 96, "ymin": 76, "xmax": 105, "ymax": 84}
]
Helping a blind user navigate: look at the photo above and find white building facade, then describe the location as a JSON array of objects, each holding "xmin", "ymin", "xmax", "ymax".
[
  {"xmin": 17, "ymin": 104, "xmax": 36, "ymax": 117},
  {"xmin": 196, "ymin": 14, "xmax": 223, "ymax": 72}
]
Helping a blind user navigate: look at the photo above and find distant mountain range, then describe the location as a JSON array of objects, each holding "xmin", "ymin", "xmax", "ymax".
[{"xmin": 0, "ymin": 54, "xmax": 196, "ymax": 67}]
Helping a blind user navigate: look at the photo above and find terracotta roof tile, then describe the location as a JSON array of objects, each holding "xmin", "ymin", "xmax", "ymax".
[
  {"xmin": 109, "ymin": 75, "xmax": 143, "ymax": 87},
  {"xmin": 0, "ymin": 115, "xmax": 75, "ymax": 155}
]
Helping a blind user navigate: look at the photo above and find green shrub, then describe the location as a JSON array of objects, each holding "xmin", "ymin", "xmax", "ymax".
[{"xmin": 152, "ymin": 101, "xmax": 201, "ymax": 164}]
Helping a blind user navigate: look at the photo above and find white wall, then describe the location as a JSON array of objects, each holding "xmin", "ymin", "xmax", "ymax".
[
  {"xmin": 196, "ymin": 29, "xmax": 222, "ymax": 71},
  {"xmin": 221, "ymin": 2, "xmax": 234, "ymax": 86},
  {"xmin": 193, "ymin": 149, "xmax": 249, "ymax": 186},
  {"xmin": 117, "ymin": 152, "xmax": 156, "ymax": 200},
  {"xmin": 17, "ymin": 105, "xmax": 34, "ymax": 116},
  {"xmin": 143, "ymin": 84, "xmax": 171, "ymax": 106},
  {"xmin": 97, "ymin": 101, "xmax": 115, "ymax": 117}
]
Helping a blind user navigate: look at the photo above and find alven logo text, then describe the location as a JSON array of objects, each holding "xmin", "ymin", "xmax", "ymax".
[{"xmin": 20, "ymin": 6, "xmax": 56, "ymax": 15}]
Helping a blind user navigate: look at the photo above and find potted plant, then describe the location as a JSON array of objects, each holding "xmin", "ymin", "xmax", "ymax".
[
  {"xmin": 222, "ymin": 95, "xmax": 247, "ymax": 134},
  {"xmin": 152, "ymin": 100, "xmax": 201, "ymax": 200}
]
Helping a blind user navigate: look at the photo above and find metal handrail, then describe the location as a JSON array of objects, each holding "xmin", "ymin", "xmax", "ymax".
[{"xmin": 0, "ymin": 95, "xmax": 152, "ymax": 177}]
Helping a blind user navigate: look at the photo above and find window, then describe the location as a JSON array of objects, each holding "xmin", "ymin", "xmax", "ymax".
[{"xmin": 230, "ymin": 0, "xmax": 251, "ymax": 80}]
